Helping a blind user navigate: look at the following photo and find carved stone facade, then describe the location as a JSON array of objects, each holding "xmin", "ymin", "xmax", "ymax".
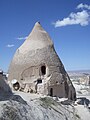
[{"xmin": 8, "ymin": 22, "xmax": 76, "ymax": 100}]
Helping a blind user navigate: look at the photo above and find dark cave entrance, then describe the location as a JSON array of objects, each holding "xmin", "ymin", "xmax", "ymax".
[{"xmin": 41, "ymin": 65, "xmax": 46, "ymax": 75}]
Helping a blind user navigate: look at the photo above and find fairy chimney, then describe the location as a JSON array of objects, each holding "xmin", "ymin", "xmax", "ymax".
[{"xmin": 8, "ymin": 22, "xmax": 76, "ymax": 100}]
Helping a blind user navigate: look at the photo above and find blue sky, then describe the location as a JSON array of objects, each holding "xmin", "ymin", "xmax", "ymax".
[{"xmin": 0, "ymin": 0, "xmax": 90, "ymax": 72}]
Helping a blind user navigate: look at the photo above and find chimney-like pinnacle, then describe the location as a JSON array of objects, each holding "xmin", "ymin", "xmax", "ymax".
[
  {"xmin": 35, "ymin": 21, "xmax": 41, "ymax": 26},
  {"xmin": 18, "ymin": 22, "xmax": 53, "ymax": 52},
  {"xmin": 35, "ymin": 21, "xmax": 40, "ymax": 24}
]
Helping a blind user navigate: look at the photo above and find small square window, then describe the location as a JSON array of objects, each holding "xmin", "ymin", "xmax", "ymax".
[{"xmin": 37, "ymin": 79, "xmax": 42, "ymax": 84}]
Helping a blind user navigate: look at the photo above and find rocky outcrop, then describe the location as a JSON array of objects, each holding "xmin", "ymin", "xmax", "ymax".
[
  {"xmin": 8, "ymin": 22, "xmax": 76, "ymax": 100},
  {"xmin": 0, "ymin": 95, "xmax": 79, "ymax": 120},
  {"xmin": 0, "ymin": 70, "xmax": 12, "ymax": 99}
]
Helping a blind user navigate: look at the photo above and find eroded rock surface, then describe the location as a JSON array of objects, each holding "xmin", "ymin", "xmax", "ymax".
[
  {"xmin": 0, "ymin": 94, "xmax": 79, "ymax": 120},
  {"xmin": 8, "ymin": 22, "xmax": 76, "ymax": 100}
]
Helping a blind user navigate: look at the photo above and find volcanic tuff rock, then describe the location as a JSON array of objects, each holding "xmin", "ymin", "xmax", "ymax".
[
  {"xmin": 0, "ymin": 94, "xmax": 79, "ymax": 120},
  {"xmin": 8, "ymin": 22, "xmax": 76, "ymax": 100}
]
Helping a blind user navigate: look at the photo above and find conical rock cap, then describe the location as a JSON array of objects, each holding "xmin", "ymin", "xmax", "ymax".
[{"xmin": 19, "ymin": 22, "xmax": 53, "ymax": 53}]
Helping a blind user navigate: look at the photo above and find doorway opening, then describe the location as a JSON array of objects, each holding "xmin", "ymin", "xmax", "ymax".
[
  {"xmin": 70, "ymin": 91, "xmax": 73, "ymax": 100},
  {"xmin": 50, "ymin": 88, "xmax": 53, "ymax": 96},
  {"xmin": 64, "ymin": 81, "xmax": 69, "ymax": 97}
]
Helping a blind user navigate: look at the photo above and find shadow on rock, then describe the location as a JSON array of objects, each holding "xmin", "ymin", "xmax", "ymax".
[
  {"xmin": 0, "ymin": 92, "xmax": 27, "ymax": 105},
  {"xmin": 0, "ymin": 91, "xmax": 13, "ymax": 101},
  {"xmin": 10, "ymin": 95, "xmax": 27, "ymax": 105},
  {"xmin": 61, "ymin": 100, "xmax": 73, "ymax": 105},
  {"xmin": 77, "ymin": 97, "xmax": 90, "ymax": 107}
]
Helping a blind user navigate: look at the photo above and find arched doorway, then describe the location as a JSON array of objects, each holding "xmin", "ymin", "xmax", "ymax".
[
  {"xmin": 64, "ymin": 81, "xmax": 69, "ymax": 97},
  {"xmin": 50, "ymin": 88, "xmax": 53, "ymax": 96}
]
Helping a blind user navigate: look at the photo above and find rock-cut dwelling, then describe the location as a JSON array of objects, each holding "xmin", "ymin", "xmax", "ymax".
[{"xmin": 8, "ymin": 22, "xmax": 76, "ymax": 100}]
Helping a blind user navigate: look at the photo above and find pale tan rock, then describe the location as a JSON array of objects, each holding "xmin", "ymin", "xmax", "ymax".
[{"xmin": 8, "ymin": 22, "xmax": 76, "ymax": 100}]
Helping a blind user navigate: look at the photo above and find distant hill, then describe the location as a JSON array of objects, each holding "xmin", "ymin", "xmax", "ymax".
[{"xmin": 67, "ymin": 70, "xmax": 90, "ymax": 77}]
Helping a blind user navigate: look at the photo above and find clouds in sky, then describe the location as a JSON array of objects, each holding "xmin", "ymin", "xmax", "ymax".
[
  {"xmin": 16, "ymin": 36, "xmax": 28, "ymax": 40},
  {"xmin": 77, "ymin": 3, "xmax": 90, "ymax": 10},
  {"xmin": 6, "ymin": 36, "xmax": 27, "ymax": 48},
  {"xmin": 6, "ymin": 44, "xmax": 15, "ymax": 48},
  {"xmin": 53, "ymin": 3, "xmax": 90, "ymax": 27}
]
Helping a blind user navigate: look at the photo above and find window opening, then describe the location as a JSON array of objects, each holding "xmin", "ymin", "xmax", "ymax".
[
  {"xmin": 37, "ymin": 79, "xmax": 42, "ymax": 84},
  {"xmin": 41, "ymin": 65, "xmax": 46, "ymax": 75}
]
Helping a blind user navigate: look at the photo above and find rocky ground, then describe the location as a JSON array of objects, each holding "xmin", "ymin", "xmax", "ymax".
[
  {"xmin": 0, "ymin": 91, "xmax": 81, "ymax": 120},
  {"xmin": 72, "ymin": 80, "xmax": 90, "ymax": 120},
  {"xmin": 0, "ymin": 75, "xmax": 90, "ymax": 120}
]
